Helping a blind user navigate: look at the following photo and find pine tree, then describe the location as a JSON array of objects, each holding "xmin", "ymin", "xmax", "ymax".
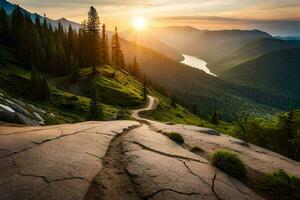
[
  {"xmin": 31, "ymin": 66, "xmax": 49, "ymax": 100},
  {"xmin": 0, "ymin": 7, "xmax": 10, "ymax": 45},
  {"xmin": 70, "ymin": 54, "xmax": 80, "ymax": 80},
  {"xmin": 132, "ymin": 56, "xmax": 140, "ymax": 78},
  {"xmin": 101, "ymin": 24, "xmax": 109, "ymax": 65},
  {"xmin": 279, "ymin": 109, "xmax": 295, "ymax": 157},
  {"xmin": 87, "ymin": 84, "xmax": 101, "ymax": 120},
  {"xmin": 86, "ymin": 6, "xmax": 101, "ymax": 75},
  {"xmin": 171, "ymin": 95, "xmax": 177, "ymax": 108},
  {"xmin": 210, "ymin": 110, "xmax": 219, "ymax": 125},
  {"xmin": 143, "ymin": 80, "xmax": 147, "ymax": 102},
  {"xmin": 111, "ymin": 27, "xmax": 124, "ymax": 69}
]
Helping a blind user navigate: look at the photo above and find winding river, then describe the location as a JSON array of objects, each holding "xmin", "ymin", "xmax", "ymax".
[{"xmin": 180, "ymin": 54, "xmax": 217, "ymax": 77}]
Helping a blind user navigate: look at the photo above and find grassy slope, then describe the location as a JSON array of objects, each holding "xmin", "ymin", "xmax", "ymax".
[
  {"xmin": 142, "ymin": 89, "xmax": 234, "ymax": 134},
  {"xmin": 121, "ymin": 38, "xmax": 281, "ymax": 121},
  {"xmin": 211, "ymin": 38, "xmax": 300, "ymax": 74},
  {"xmin": 220, "ymin": 48, "xmax": 300, "ymax": 101},
  {"xmin": 0, "ymin": 45, "xmax": 205, "ymax": 126}
]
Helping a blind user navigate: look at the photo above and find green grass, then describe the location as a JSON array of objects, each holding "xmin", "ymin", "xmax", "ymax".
[
  {"xmin": 0, "ymin": 54, "xmax": 129, "ymax": 124},
  {"xmin": 212, "ymin": 150, "xmax": 247, "ymax": 179},
  {"xmin": 261, "ymin": 169, "xmax": 300, "ymax": 200},
  {"xmin": 142, "ymin": 89, "xmax": 207, "ymax": 126},
  {"xmin": 166, "ymin": 132, "xmax": 185, "ymax": 144},
  {"xmin": 92, "ymin": 65, "xmax": 144, "ymax": 107}
]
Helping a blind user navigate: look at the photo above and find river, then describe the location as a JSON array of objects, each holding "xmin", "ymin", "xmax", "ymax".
[{"xmin": 180, "ymin": 54, "xmax": 217, "ymax": 76}]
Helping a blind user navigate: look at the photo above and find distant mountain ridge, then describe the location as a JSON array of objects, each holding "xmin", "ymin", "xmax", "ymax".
[
  {"xmin": 220, "ymin": 48, "xmax": 300, "ymax": 101},
  {"xmin": 0, "ymin": 0, "xmax": 80, "ymax": 30},
  {"xmin": 210, "ymin": 38, "xmax": 300, "ymax": 74},
  {"xmin": 120, "ymin": 28, "xmax": 183, "ymax": 62},
  {"xmin": 150, "ymin": 27, "xmax": 271, "ymax": 63}
]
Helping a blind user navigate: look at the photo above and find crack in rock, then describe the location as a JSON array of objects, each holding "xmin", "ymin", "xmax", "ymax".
[
  {"xmin": 145, "ymin": 188, "xmax": 211, "ymax": 199},
  {"xmin": 212, "ymin": 173, "xmax": 223, "ymax": 200},
  {"xmin": 18, "ymin": 172, "xmax": 91, "ymax": 184},
  {"xmin": 0, "ymin": 127, "xmax": 61, "ymax": 136},
  {"xmin": 128, "ymin": 140, "xmax": 207, "ymax": 164},
  {"xmin": 179, "ymin": 160, "xmax": 211, "ymax": 187},
  {"xmin": 85, "ymin": 152, "xmax": 103, "ymax": 160},
  {"xmin": 0, "ymin": 126, "xmax": 98, "ymax": 160}
]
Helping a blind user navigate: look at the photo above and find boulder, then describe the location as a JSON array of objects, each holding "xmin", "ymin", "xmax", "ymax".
[{"xmin": 0, "ymin": 108, "xmax": 40, "ymax": 126}]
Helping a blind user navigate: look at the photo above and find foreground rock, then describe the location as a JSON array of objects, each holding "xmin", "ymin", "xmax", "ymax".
[
  {"xmin": 0, "ymin": 121, "xmax": 139, "ymax": 200},
  {"xmin": 122, "ymin": 125, "xmax": 263, "ymax": 200},
  {"xmin": 148, "ymin": 122, "xmax": 300, "ymax": 178}
]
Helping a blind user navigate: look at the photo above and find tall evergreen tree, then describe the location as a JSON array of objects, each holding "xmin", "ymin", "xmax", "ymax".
[
  {"xmin": 87, "ymin": 84, "xmax": 102, "ymax": 120},
  {"xmin": 132, "ymin": 56, "xmax": 140, "ymax": 78},
  {"xmin": 210, "ymin": 110, "xmax": 219, "ymax": 125},
  {"xmin": 70, "ymin": 54, "xmax": 80, "ymax": 80},
  {"xmin": 143, "ymin": 80, "xmax": 147, "ymax": 102},
  {"xmin": 101, "ymin": 24, "xmax": 109, "ymax": 65},
  {"xmin": 111, "ymin": 27, "xmax": 124, "ymax": 69},
  {"xmin": 86, "ymin": 6, "xmax": 101, "ymax": 75},
  {"xmin": 0, "ymin": 8, "xmax": 10, "ymax": 45},
  {"xmin": 31, "ymin": 66, "xmax": 50, "ymax": 100}
]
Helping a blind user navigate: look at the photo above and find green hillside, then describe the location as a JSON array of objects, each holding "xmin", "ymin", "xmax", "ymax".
[
  {"xmin": 220, "ymin": 48, "xmax": 300, "ymax": 103},
  {"xmin": 120, "ymin": 38, "xmax": 282, "ymax": 121},
  {"xmin": 0, "ymin": 45, "xmax": 205, "ymax": 125},
  {"xmin": 210, "ymin": 38, "xmax": 300, "ymax": 74}
]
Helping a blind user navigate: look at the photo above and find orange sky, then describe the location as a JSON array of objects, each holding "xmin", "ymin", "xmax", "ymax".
[{"xmin": 9, "ymin": 0, "xmax": 300, "ymax": 31}]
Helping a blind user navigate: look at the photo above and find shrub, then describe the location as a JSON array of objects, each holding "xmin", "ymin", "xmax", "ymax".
[
  {"xmin": 212, "ymin": 150, "xmax": 246, "ymax": 178},
  {"xmin": 262, "ymin": 169, "xmax": 300, "ymax": 200},
  {"xmin": 167, "ymin": 132, "xmax": 184, "ymax": 144}
]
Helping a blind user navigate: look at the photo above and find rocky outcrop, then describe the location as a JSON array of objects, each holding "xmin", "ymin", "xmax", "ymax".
[
  {"xmin": 0, "ymin": 93, "xmax": 44, "ymax": 125},
  {"xmin": 0, "ymin": 121, "xmax": 139, "ymax": 200},
  {"xmin": 122, "ymin": 125, "xmax": 263, "ymax": 200}
]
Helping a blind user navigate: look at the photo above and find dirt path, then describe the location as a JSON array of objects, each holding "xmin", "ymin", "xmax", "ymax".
[
  {"xmin": 84, "ymin": 125, "xmax": 142, "ymax": 200},
  {"xmin": 84, "ymin": 97, "xmax": 159, "ymax": 200}
]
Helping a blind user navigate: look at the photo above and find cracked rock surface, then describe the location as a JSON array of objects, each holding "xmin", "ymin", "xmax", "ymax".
[
  {"xmin": 122, "ymin": 125, "xmax": 263, "ymax": 200},
  {"xmin": 2, "ymin": 96, "xmax": 297, "ymax": 200},
  {"xmin": 0, "ymin": 120, "xmax": 139, "ymax": 200},
  {"xmin": 148, "ymin": 122, "xmax": 300, "ymax": 178}
]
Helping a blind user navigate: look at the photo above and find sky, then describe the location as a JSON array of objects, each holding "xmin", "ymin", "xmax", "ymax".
[{"xmin": 9, "ymin": 0, "xmax": 300, "ymax": 34}]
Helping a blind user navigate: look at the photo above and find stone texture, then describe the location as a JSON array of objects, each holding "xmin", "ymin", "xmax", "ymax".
[
  {"xmin": 122, "ymin": 125, "xmax": 263, "ymax": 200},
  {"xmin": 148, "ymin": 122, "xmax": 300, "ymax": 178},
  {"xmin": 0, "ymin": 120, "xmax": 139, "ymax": 200}
]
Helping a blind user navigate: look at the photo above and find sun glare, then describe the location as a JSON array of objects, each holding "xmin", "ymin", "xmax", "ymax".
[{"xmin": 133, "ymin": 17, "xmax": 147, "ymax": 30}]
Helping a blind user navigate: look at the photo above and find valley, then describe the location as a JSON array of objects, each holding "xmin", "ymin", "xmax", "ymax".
[
  {"xmin": 180, "ymin": 54, "xmax": 216, "ymax": 77},
  {"xmin": 0, "ymin": 0, "xmax": 299, "ymax": 199}
]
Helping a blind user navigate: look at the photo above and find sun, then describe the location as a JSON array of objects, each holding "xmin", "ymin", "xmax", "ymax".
[{"xmin": 133, "ymin": 17, "xmax": 147, "ymax": 30}]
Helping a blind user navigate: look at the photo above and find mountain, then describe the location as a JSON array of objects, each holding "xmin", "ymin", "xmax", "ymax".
[
  {"xmin": 210, "ymin": 38, "xmax": 300, "ymax": 74},
  {"xmin": 0, "ymin": 0, "xmax": 80, "ymax": 30},
  {"xmin": 120, "ymin": 28, "xmax": 183, "ymax": 62},
  {"xmin": 119, "ymin": 38, "xmax": 287, "ymax": 120},
  {"xmin": 150, "ymin": 27, "xmax": 271, "ymax": 63},
  {"xmin": 220, "ymin": 48, "xmax": 300, "ymax": 101},
  {"xmin": 193, "ymin": 30, "xmax": 271, "ymax": 61},
  {"xmin": 149, "ymin": 26, "xmax": 206, "ymax": 53},
  {"xmin": 276, "ymin": 36, "xmax": 300, "ymax": 41}
]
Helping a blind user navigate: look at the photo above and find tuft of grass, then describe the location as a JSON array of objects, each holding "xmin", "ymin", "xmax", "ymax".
[
  {"xmin": 261, "ymin": 169, "xmax": 300, "ymax": 200},
  {"xmin": 212, "ymin": 150, "xmax": 246, "ymax": 179},
  {"xmin": 167, "ymin": 132, "xmax": 184, "ymax": 144}
]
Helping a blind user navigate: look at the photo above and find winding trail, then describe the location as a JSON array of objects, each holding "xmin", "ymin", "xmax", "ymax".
[{"xmin": 0, "ymin": 96, "xmax": 299, "ymax": 200}]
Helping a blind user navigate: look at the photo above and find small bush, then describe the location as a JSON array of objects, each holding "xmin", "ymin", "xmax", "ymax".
[
  {"xmin": 212, "ymin": 150, "xmax": 246, "ymax": 178},
  {"xmin": 262, "ymin": 169, "xmax": 300, "ymax": 200},
  {"xmin": 167, "ymin": 132, "xmax": 184, "ymax": 144}
]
